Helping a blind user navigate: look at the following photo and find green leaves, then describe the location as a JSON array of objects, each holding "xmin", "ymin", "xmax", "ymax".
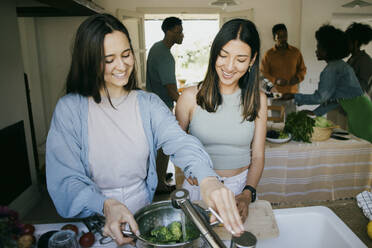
[{"xmin": 284, "ymin": 111, "xmax": 315, "ymax": 143}]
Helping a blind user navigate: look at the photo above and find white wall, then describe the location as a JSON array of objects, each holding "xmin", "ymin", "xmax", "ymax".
[
  {"xmin": 34, "ymin": 17, "xmax": 86, "ymax": 125},
  {"xmin": 18, "ymin": 18, "xmax": 47, "ymax": 168},
  {"xmin": 0, "ymin": 0, "xmax": 39, "ymax": 217},
  {"xmin": 18, "ymin": 16, "xmax": 86, "ymax": 168}
]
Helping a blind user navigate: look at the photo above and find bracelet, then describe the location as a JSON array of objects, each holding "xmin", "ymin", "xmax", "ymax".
[{"xmin": 243, "ymin": 185, "xmax": 256, "ymax": 203}]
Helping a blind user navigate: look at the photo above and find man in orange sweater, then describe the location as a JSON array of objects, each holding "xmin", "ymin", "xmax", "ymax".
[{"xmin": 261, "ymin": 23, "xmax": 306, "ymax": 117}]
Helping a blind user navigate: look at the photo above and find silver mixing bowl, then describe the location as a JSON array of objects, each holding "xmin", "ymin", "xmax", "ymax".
[{"xmin": 132, "ymin": 200, "xmax": 207, "ymax": 248}]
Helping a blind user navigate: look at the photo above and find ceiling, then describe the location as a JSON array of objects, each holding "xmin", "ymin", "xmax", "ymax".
[
  {"xmin": 15, "ymin": 0, "xmax": 102, "ymax": 17},
  {"xmin": 15, "ymin": 0, "xmax": 252, "ymax": 17},
  {"xmin": 15, "ymin": 0, "xmax": 372, "ymax": 17}
]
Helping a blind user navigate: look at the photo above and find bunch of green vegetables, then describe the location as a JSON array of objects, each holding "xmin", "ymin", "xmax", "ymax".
[
  {"xmin": 144, "ymin": 221, "xmax": 200, "ymax": 244},
  {"xmin": 284, "ymin": 111, "xmax": 315, "ymax": 143}
]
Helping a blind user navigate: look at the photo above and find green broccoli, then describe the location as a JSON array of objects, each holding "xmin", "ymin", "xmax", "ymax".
[
  {"xmin": 150, "ymin": 226, "xmax": 173, "ymax": 242},
  {"xmin": 147, "ymin": 221, "xmax": 186, "ymax": 243},
  {"xmin": 168, "ymin": 221, "xmax": 182, "ymax": 241}
]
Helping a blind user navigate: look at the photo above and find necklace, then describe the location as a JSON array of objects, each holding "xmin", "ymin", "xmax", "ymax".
[{"xmin": 113, "ymin": 92, "xmax": 130, "ymax": 107}]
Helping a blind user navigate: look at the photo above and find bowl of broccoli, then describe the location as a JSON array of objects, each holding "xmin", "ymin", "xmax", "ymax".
[{"xmin": 130, "ymin": 200, "xmax": 206, "ymax": 247}]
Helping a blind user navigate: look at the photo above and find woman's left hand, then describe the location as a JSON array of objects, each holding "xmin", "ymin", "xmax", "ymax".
[
  {"xmin": 102, "ymin": 199, "xmax": 139, "ymax": 246},
  {"xmin": 235, "ymin": 191, "xmax": 251, "ymax": 223},
  {"xmin": 200, "ymin": 177, "xmax": 245, "ymax": 236}
]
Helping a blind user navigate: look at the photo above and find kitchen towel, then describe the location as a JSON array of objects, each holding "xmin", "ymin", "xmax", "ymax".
[{"xmin": 356, "ymin": 190, "xmax": 372, "ymax": 220}]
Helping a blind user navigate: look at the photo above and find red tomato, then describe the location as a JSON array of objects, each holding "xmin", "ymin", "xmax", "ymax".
[
  {"xmin": 22, "ymin": 223, "xmax": 35, "ymax": 235},
  {"xmin": 79, "ymin": 232, "xmax": 95, "ymax": 248},
  {"xmin": 61, "ymin": 224, "xmax": 79, "ymax": 235}
]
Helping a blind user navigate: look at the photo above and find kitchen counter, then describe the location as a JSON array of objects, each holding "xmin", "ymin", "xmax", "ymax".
[
  {"xmin": 22, "ymin": 189, "xmax": 371, "ymax": 247},
  {"xmin": 32, "ymin": 203, "xmax": 366, "ymax": 248}
]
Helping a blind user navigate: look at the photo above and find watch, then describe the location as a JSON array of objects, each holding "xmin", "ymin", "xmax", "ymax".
[{"xmin": 243, "ymin": 185, "xmax": 256, "ymax": 202}]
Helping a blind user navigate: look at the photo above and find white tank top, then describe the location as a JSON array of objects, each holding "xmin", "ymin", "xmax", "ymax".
[{"xmin": 189, "ymin": 89, "xmax": 255, "ymax": 170}]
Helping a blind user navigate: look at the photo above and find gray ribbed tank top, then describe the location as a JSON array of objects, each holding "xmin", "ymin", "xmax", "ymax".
[{"xmin": 189, "ymin": 89, "xmax": 255, "ymax": 170}]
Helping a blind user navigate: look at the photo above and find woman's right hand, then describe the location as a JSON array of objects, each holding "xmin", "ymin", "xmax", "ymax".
[
  {"xmin": 200, "ymin": 177, "xmax": 245, "ymax": 236},
  {"xmin": 102, "ymin": 198, "xmax": 139, "ymax": 246}
]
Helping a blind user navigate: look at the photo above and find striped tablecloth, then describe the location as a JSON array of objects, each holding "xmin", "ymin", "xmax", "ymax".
[{"xmin": 258, "ymin": 135, "xmax": 372, "ymax": 204}]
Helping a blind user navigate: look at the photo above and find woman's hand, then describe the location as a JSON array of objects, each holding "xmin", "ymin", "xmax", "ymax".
[
  {"xmin": 102, "ymin": 199, "xmax": 139, "ymax": 246},
  {"xmin": 235, "ymin": 191, "xmax": 251, "ymax": 223},
  {"xmin": 200, "ymin": 177, "xmax": 244, "ymax": 236}
]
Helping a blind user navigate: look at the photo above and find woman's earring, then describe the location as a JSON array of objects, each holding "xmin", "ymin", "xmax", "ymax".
[{"xmin": 248, "ymin": 66, "xmax": 251, "ymax": 72}]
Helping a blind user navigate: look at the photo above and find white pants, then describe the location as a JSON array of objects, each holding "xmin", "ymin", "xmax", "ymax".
[{"xmin": 182, "ymin": 169, "xmax": 248, "ymax": 202}]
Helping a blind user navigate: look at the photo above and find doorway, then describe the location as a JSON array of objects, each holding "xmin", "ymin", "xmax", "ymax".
[{"xmin": 144, "ymin": 14, "xmax": 219, "ymax": 88}]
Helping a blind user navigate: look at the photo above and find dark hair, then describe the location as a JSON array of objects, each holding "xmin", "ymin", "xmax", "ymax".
[
  {"xmin": 315, "ymin": 24, "xmax": 348, "ymax": 60},
  {"xmin": 161, "ymin": 17, "xmax": 182, "ymax": 33},
  {"xmin": 196, "ymin": 18, "xmax": 261, "ymax": 122},
  {"xmin": 66, "ymin": 13, "xmax": 138, "ymax": 104},
  {"xmin": 272, "ymin": 23, "xmax": 287, "ymax": 38},
  {"xmin": 345, "ymin": 22, "xmax": 372, "ymax": 46}
]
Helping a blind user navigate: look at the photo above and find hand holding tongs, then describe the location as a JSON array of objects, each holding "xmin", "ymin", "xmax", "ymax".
[{"xmin": 171, "ymin": 189, "xmax": 227, "ymax": 248}]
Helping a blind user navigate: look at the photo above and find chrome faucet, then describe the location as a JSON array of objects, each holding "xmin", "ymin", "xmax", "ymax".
[{"xmin": 170, "ymin": 189, "xmax": 227, "ymax": 248}]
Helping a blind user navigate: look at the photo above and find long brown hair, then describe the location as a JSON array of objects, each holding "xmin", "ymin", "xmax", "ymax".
[
  {"xmin": 66, "ymin": 13, "xmax": 138, "ymax": 104},
  {"xmin": 196, "ymin": 18, "xmax": 261, "ymax": 121}
]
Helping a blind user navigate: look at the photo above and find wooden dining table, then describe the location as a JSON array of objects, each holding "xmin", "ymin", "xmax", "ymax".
[{"xmin": 258, "ymin": 128, "xmax": 372, "ymax": 204}]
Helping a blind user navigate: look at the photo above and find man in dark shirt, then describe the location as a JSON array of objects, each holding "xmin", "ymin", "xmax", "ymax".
[
  {"xmin": 146, "ymin": 17, "xmax": 184, "ymax": 193},
  {"xmin": 146, "ymin": 17, "xmax": 183, "ymax": 109}
]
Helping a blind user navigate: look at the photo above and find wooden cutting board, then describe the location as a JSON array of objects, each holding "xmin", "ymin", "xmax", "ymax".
[{"xmin": 195, "ymin": 200, "xmax": 279, "ymax": 240}]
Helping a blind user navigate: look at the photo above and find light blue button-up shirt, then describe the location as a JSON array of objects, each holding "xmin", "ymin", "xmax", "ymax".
[
  {"xmin": 294, "ymin": 60, "xmax": 363, "ymax": 116},
  {"xmin": 46, "ymin": 90, "xmax": 216, "ymax": 218}
]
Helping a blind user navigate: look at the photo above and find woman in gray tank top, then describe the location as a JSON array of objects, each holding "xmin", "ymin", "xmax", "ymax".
[{"xmin": 176, "ymin": 19, "xmax": 267, "ymax": 222}]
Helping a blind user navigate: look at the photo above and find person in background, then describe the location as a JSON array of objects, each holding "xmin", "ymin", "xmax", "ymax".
[
  {"xmin": 176, "ymin": 19, "xmax": 267, "ymax": 222},
  {"xmin": 345, "ymin": 22, "xmax": 372, "ymax": 99},
  {"xmin": 146, "ymin": 17, "xmax": 184, "ymax": 193},
  {"xmin": 282, "ymin": 25, "xmax": 372, "ymax": 143},
  {"xmin": 261, "ymin": 23, "xmax": 306, "ymax": 117},
  {"xmin": 46, "ymin": 14, "xmax": 245, "ymax": 247}
]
